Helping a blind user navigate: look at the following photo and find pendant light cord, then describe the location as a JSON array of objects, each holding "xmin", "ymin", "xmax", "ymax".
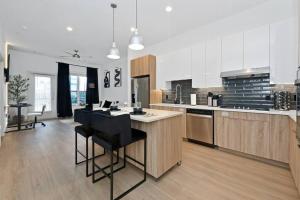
[
  {"xmin": 113, "ymin": 6, "xmax": 115, "ymax": 42},
  {"xmin": 135, "ymin": 0, "xmax": 138, "ymax": 29}
]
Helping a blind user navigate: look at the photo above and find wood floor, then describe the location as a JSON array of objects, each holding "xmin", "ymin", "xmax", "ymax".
[{"xmin": 0, "ymin": 120, "xmax": 299, "ymax": 200}]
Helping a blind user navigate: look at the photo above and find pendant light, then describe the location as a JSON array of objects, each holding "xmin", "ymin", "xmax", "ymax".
[
  {"xmin": 129, "ymin": 0, "xmax": 144, "ymax": 51},
  {"xmin": 107, "ymin": 3, "xmax": 120, "ymax": 60}
]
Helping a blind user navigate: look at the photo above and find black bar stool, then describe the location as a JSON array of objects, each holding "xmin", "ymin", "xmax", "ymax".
[
  {"xmin": 90, "ymin": 113, "xmax": 147, "ymax": 200},
  {"xmin": 75, "ymin": 125, "xmax": 108, "ymax": 177},
  {"xmin": 74, "ymin": 109, "xmax": 112, "ymax": 177}
]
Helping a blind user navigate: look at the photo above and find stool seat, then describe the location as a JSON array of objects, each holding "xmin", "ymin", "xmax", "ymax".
[
  {"xmin": 90, "ymin": 113, "xmax": 147, "ymax": 200},
  {"xmin": 92, "ymin": 128, "xmax": 146, "ymax": 151},
  {"xmin": 131, "ymin": 128, "xmax": 147, "ymax": 143},
  {"xmin": 75, "ymin": 125, "xmax": 94, "ymax": 138}
]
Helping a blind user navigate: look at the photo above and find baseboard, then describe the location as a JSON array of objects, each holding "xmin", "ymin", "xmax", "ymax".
[{"xmin": 218, "ymin": 147, "xmax": 289, "ymax": 169}]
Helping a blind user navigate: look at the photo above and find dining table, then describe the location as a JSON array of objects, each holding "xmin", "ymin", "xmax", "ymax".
[{"xmin": 8, "ymin": 103, "xmax": 32, "ymax": 132}]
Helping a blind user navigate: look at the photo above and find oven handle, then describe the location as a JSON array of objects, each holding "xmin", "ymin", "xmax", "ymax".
[{"xmin": 186, "ymin": 113, "xmax": 213, "ymax": 118}]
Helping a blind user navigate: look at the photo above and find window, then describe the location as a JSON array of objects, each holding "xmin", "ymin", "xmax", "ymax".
[
  {"xmin": 70, "ymin": 75, "xmax": 87, "ymax": 105},
  {"xmin": 34, "ymin": 75, "xmax": 52, "ymax": 112}
]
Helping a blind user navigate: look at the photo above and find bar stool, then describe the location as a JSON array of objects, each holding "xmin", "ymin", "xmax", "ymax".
[
  {"xmin": 74, "ymin": 109, "xmax": 111, "ymax": 177},
  {"xmin": 90, "ymin": 113, "xmax": 147, "ymax": 200}
]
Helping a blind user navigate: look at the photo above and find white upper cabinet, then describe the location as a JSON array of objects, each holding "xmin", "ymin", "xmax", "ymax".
[
  {"xmin": 191, "ymin": 43, "xmax": 206, "ymax": 88},
  {"xmin": 270, "ymin": 18, "xmax": 298, "ymax": 84},
  {"xmin": 163, "ymin": 48, "xmax": 192, "ymax": 81},
  {"xmin": 156, "ymin": 55, "xmax": 168, "ymax": 89},
  {"xmin": 156, "ymin": 48, "xmax": 192, "ymax": 88},
  {"xmin": 244, "ymin": 25, "xmax": 270, "ymax": 68},
  {"xmin": 205, "ymin": 38, "xmax": 222, "ymax": 87},
  {"xmin": 221, "ymin": 32, "xmax": 244, "ymax": 72}
]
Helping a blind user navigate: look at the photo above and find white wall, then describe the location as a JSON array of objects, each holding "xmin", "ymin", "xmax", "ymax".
[
  {"xmin": 127, "ymin": 0, "xmax": 298, "ymax": 102},
  {"xmin": 100, "ymin": 58, "xmax": 128, "ymax": 104},
  {"xmin": 9, "ymin": 50, "xmax": 101, "ymax": 119},
  {"xmin": 0, "ymin": 24, "xmax": 5, "ymax": 143}
]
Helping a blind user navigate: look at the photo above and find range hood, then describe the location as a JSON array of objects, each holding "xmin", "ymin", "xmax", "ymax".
[{"xmin": 220, "ymin": 67, "xmax": 270, "ymax": 79}]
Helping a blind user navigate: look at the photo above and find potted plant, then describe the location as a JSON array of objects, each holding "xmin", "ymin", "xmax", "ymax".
[
  {"xmin": 8, "ymin": 75, "xmax": 30, "ymax": 124},
  {"xmin": 8, "ymin": 74, "xmax": 30, "ymax": 104}
]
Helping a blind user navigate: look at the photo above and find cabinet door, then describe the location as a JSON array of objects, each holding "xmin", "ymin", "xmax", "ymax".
[
  {"xmin": 244, "ymin": 25, "xmax": 270, "ymax": 68},
  {"xmin": 289, "ymin": 119, "xmax": 298, "ymax": 185},
  {"xmin": 191, "ymin": 43, "xmax": 206, "ymax": 88},
  {"xmin": 156, "ymin": 55, "xmax": 168, "ymax": 89},
  {"xmin": 221, "ymin": 32, "xmax": 244, "ymax": 72},
  {"xmin": 166, "ymin": 48, "xmax": 192, "ymax": 81},
  {"xmin": 270, "ymin": 18, "xmax": 298, "ymax": 84},
  {"xmin": 173, "ymin": 107, "xmax": 187, "ymax": 138},
  {"xmin": 241, "ymin": 113, "xmax": 270, "ymax": 158},
  {"xmin": 205, "ymin": 38, "xmax": 222, "ymax": 88},
  {"xmin": 215, "ymin": 111, "xmax": 241, "ymax": 151},
  {"xmin": 269, "ymin": 115, "xmax": 290, "ymax": 163}
]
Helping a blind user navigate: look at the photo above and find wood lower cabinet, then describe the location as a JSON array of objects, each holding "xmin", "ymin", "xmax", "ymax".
[
  {"xmin": 215, "ymin": 111, "xmax": 290, "ymax": 162},
  {"xmin": 150, "ymin": 105, "xmax": 187, "ymax": 138},
  {"xmin": 270, "ymin": 115, "xmax": 290, "ymax": 163},
  {"xmin": 240, "ymin": 113, "xmax": 270, "ymax": 158},
  {"xmin": 215, "ymin": 111, "xmax": 242, "ymax": 151},
  {"xmin": 289, "ymin": 119, "xmax": 300, "ymax": 195}
]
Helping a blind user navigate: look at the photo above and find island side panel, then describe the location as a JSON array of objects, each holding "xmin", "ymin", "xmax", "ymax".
[{"xmin": 126, "ymin": 115, "xmax": 183, "ymax": 178}]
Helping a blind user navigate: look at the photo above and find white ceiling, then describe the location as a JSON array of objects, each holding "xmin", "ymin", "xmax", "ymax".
[{"xmin": 0, "ymin": 0, "xmax": 269, "ymax": 66}]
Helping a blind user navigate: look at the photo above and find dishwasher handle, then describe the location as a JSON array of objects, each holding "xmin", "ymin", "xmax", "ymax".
[
  {"xmin": 186, "ymin": 113, "xmax": 213, "ymax": 118},
  {"xmin": 186, "ymin": 108, "xmax": 213, "ymax": 116}
]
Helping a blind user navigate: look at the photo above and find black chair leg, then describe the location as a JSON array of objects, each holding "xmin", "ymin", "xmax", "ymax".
[
  {"xmin": 33, "ymin": 116, "xmax": 37, "ymax": 128},
  {"xmin": 110, "ymin": 151, "xmax": 114, "ymax": 200},
  {"xmin": 75, "ymin": 132, "xmax": 78, "ymax": 164},
  {"xmin": 92, "ymin": 140, "xmax": 95, "ymax": 182},
  {"xmin": 124, "ymin": 146, "xmax": 126, "ymax": 168},
  {"xmin": 144, "ymin": 138, "xmax": 147, "ymax": 181},
  {"xmin": 86, "ymin": 137, "xmax": 89, "ymax": 177}
]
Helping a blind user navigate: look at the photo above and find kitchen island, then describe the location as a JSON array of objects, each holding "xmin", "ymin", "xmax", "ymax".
[{"xmin": 110, "ymin": 108, "xmax": 184, "ymax": 179}]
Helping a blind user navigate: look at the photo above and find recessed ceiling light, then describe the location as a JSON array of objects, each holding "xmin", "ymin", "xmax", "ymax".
[
  {"xmin": 130, "ymin": 27, "xmax": 136, "ymax": 32},
  {"xmin": 22, "ymin": 25, "xmax": 28, "ymax": 30},
  {"xmin": 165, "ymin": 6, "xmax": 173, "ymax": 12},
  {"xmin": 66, "ymin": 26, "xmax": 73, "ymax": 32}
]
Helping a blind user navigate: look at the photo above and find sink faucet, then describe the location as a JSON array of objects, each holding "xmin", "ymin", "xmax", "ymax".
[{"xmin": 175, "ymin": 84, "xmax": 183, "ymax": 104}]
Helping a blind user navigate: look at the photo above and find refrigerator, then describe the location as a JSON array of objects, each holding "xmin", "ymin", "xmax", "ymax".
[{"xmin": 131, "ymin": 76, "xmax": 150, "ymax": 108}]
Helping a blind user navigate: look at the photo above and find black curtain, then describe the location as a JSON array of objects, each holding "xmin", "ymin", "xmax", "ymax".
[
  {"xmin": 86, "ymin": 67, "xmax": 99, "ymax": 104},
  {"xmin": 57, "ymin": 62, "xmax": 73, "ymax": 117}
]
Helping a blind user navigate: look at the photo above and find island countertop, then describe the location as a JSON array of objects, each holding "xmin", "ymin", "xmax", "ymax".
[{"xmin": 109, "ymin": 107, "xmax": 183, "ymax": 123}]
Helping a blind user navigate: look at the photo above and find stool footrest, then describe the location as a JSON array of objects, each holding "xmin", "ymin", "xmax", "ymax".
[
  {"xmin": 125, "ymin": 155, "xmax": 144, "ymax": 166},
  {"xmin": 114, "ymin": 178, "xmax": 146, "ymax": 200},
  {"xmin": 93, "ymin": 163, "xmax": 126, "ymax": 183},
  {"xmin": 76, "ymin": 151, "xmax": 105, "ymax": 165}
]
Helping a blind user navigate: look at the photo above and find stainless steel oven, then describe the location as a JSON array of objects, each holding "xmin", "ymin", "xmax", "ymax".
[{"xmin": 186, "ymin": 109, "xmax": 214, "ymax": 146}]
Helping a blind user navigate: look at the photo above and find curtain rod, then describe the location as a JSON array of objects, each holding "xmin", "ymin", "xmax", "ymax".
[{"xmin": 56, "ymin": 62, "xmax": 97, "ymax": 69}]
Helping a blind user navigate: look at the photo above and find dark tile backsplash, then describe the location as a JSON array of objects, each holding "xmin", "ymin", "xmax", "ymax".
[
  {"xmin": 222, "ymin": 74, "xmax": 273, "ymax": 110},
  {"xmin": 162, "ymin": 78, "xmax": 296, "ymax": 110}
]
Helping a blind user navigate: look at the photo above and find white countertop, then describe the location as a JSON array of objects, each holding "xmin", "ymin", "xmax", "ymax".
[
  {"xmin": 150, "ymin": 103, "xmax": 297, "ymax": 122},
  {"xmin": 94, "ymin": 107, "xmax": 183, "ymax": 123}
]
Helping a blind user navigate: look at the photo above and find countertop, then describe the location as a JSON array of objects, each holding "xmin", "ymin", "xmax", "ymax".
[
  {"xmin": 150, "ymin": 103, "xmax": 297, "ymax": 122},
  {"xmin": 95, "ymin": 107, "xmax": 183, "ymax": 123}
]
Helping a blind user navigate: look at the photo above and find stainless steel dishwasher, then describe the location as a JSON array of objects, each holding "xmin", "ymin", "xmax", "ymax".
[{"xmin": 186, "ymin": 109, "xmax": 214, "ymax": 146}]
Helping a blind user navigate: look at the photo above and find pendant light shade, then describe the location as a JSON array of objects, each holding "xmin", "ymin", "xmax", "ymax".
[
  {"xmin": 107, "ymin": 42, "xmax": 120, "ymax": 60},
  {"xmin": 129, "ymin": 30, "xmax": 144, "ymax": 50},
  {"xmin": 129, "ymin": 0, "xmax": 144, "ymax": 51},
  {"xmin": 107, "ymin": 3, "xmax": 120, "ymax": 60}
]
